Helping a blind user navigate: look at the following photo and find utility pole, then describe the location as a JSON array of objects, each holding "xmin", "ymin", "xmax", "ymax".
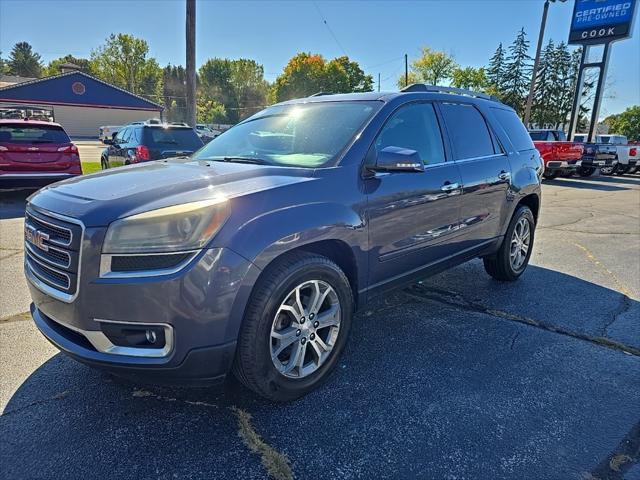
[
  {"xmin": 185, "ymin": 0, "xmax": 196, "ymax": 128},
  {"xmin": 378, "ymin": 73, "xmax": 381, "ymax": 92},
  {"xmin": 404, "ymin": 54, "xmax": 409, "ymax": 87},
  {"xmin": 524, "ymin": 0, "xmax": 566, "ymax": 127}
]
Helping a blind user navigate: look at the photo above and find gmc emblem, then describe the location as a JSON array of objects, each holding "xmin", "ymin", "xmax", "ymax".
[{"xmin": 25, "ymin": 224, "xmax": 50, "ymax": 252}]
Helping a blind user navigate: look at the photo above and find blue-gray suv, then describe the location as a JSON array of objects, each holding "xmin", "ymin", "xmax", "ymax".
[{"xmin": 25, "ymin": 85, "xmax": 542, "ymax": 401}]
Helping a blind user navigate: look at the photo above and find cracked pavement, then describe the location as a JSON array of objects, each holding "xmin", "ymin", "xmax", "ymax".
[{"xmin": 1, "ymin": 173, "xmax": 639, "ymax": 479}]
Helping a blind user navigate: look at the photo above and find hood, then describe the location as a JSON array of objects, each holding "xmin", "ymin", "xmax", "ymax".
[{"xmin": 28, "ymin": 158, "xmax": 316, "ymax": 226}]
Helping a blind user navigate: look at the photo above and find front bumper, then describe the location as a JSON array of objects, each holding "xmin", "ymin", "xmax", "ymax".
[{"xmin": 27, "ymin": 241, "xmax": 261, "ymax": 385}]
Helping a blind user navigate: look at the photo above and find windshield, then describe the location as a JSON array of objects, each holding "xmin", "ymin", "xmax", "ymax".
[
  {"xmin": 0, "ymin": 124, "xmax": 70, "ymax": 144},
  {"xmin": 193, "ymin": 101, "xmax": 380, "ymax": 167}
]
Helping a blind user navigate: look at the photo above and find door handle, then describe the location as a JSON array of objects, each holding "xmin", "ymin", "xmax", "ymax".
[
  {"xmin": 498, "ymin": 171, "xmax": 511, "ymax": 181},
  {"xmin": 440, "ymin": 182, "xmax": 460, "ymax": 192}
]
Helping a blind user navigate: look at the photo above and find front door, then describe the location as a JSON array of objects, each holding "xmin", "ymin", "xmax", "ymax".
[{"xmin": 366, "ymin": 102, "xmax": 464, "ymax": 290}]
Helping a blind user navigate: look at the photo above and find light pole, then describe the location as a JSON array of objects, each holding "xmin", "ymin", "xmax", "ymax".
[{"xmin": 523, "ymin": 0, "xmax": 567, "ymax": 128}]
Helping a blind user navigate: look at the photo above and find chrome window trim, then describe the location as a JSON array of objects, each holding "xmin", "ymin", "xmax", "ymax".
[
  {"xmin": 24, "ymin": 208, "xmax": 84, "ymax": 303},
  {"xmin": 453, "ymin": 153, "xmax": 508, "ymax": 164},
  {"xmin": 99, "ymin": 250, "xmax": 199, "ymax": 279}
]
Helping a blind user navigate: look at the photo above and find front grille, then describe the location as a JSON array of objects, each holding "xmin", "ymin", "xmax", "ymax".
[{"xmin": 24, "ymin": 208, "xmax": 82, "ymax": 298}]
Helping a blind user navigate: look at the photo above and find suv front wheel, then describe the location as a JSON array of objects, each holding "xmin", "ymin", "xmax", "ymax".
[
  {"xmin": 233, "ymin": 252, "xmax": 353, "ymax": 401},
  {"xmin": 483, "ymin": 205, "xmax": 535, "ymax": 281}
]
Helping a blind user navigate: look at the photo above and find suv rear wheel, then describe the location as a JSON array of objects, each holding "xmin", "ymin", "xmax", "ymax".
[
  {"xmin": 483, "ymin": 205, "xmax": 535, "ymax": 282},
  {"xmin": 233, "ymin": 252, "xmax": 353, "ymax": 401}
]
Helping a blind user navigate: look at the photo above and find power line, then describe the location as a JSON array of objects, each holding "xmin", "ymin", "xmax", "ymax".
[{"xmin": 312, "ymin": 1, "xmax": 348, "ymax": 57}]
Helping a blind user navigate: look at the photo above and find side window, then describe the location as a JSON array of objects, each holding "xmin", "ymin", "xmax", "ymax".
[
  {"xmin": 115, "ymin": 128, "xmax": 129, "ymax": 143},
  {"xmin": 490, "ymin": 108, "xmax": 535, "ymax": 152},
  {"xmin": 375, "ymin": 103, "xmax": 446, "ymax": 165},
  {"xmin": 439, "ymin": 103, "xmax": 496, "ymax": 160}
]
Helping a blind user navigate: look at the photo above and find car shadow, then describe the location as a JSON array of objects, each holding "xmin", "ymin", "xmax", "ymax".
[
  {"xmin": 0, "ymin": 189, "xmax": 31, "ymax": 219},
  {"xmin": 544, "ymin": 178, "xmax": 629, "ymax": 191},
  {"xmin": 2, "ymin": 264, "xmax": 639, "ymax": 479}
]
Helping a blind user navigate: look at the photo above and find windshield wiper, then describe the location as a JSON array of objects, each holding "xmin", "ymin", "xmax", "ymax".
[{"xmin": 209, "ymin": 156, "xmax": 269, "ymax": 165}]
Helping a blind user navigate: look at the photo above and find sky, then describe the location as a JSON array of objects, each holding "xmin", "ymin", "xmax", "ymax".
[{"xmin": 0, "ymin": 0, "xmax": 638, "ymax": 117}]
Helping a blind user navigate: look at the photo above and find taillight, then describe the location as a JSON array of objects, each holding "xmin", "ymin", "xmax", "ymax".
[
  {"xmin": 57, "ymin": 144, "xmax": 79, "ymax": 154},
  {"xmin": 135, "ymin": 145, "xmax": 150, "ymax": 161},
  {"xmin": 630, "ymin": 147, "xmax": 637, "ymax": 156}
]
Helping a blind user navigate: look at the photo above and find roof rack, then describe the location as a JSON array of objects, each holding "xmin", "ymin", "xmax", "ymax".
[
  {"xmin": 400, "ymin": 84, "xmax": 499, "ymax": 102},
  {"xmin": 309, "ymin": 92, "xmax": 333, "ymax": 97}
]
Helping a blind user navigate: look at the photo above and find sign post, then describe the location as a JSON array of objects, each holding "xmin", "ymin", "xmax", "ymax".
[{"xmin": 567, "ymin": 0, "xmax": 637, "ymax": 141}]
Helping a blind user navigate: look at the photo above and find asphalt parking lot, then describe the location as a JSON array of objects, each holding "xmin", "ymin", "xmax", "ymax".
[{"xmin": 1, "ymin": 173, "xmax": 639, "ymax": 480}]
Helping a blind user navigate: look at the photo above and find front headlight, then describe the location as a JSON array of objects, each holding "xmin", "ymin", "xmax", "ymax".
[{"xmin": 103, "ymin": 198, "xmax": 229, "ymax": 254}]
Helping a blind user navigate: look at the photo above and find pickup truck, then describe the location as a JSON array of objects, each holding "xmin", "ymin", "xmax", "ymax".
[
  {"xmin": 529, "ymin": 129, "xmax": 583, "ymax": 180},
  {"xmin": 593, "ymin": 134, "xmax": 638, "ymax": 175},
  {"xmin": 573, "ymin": 134, "xmax": 618, "ymax": 177}
]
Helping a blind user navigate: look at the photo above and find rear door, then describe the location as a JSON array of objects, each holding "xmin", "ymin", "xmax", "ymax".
[
  {"xmin": 0, "ymin": 123, "xmax": 73, "ymax": 172},
  {"xmin": 109, "ymin": 127, "xmax": 130, "ymax": 167},
  {"xmin": 438, "ymin": 102, "xmax": 511, "ymax": 247}
]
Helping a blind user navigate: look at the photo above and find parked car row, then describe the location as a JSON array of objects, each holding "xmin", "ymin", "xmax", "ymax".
[
  {"xmin": 99, "ymin": 121, "xmax": 221, "ymax": 145},
  {"xmin": 529, "ymin": 129, "xmax": 637, "ymax": 179}
]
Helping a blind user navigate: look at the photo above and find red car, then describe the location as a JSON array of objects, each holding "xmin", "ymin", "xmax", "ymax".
[{"xmin": 0, "ymin": 119, "xmax": 82, "ymax": 189}]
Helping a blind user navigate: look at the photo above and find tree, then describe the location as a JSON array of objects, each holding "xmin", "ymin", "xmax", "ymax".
[
  {"xmin": 90, "ymin": 34, "xmax": 161, "ymax": 99},
  {"xmin": 486, "ymin": 43, "xmax": 506, "ymax": 92},
  {"xmin": 531, "ymin": 40, "xmax": 555, "ymax": 127},
  {"xmin": 43, "ymin": 55, "xmax": 93, "ymax": 77},
  {"xmin": 162, "ymin": 65, "xmax": 187, "ymax": 122},
  {"xmin": 0, "ymin": 51, "xmax": 7, "ymax": 75},
  {"xmin": 7, "ymin": 42, "xmax": 43, "ymax": 77},
  {"xmin": 604, "ymin": 106, "xmax": 640, "ymax": 141},
  {"xmin": 451, "ymin": 66, "xmax": 487, "ymax": 91},
  {"xmin": 197, "ymin": 95, "xmax": 227, "ymax": 124},
  {"xmin": 406, "ymin": 47, "xmax": 457, "ymax": 86},
  {"xmin": 199, "ymin": 58, "xmax": 269, "ymax": 123},
  {"xmin": 502, "ymin": 28, "xmax": 532, "ymax": 115},
  {"xmin": 270, "ymin": 53, "xmax": 372, "ymax": 103}
]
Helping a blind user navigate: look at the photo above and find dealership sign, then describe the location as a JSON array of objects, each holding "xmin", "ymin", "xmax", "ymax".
[{"xmin": 569, "ymin": 0, "xmax": 637, "ymax": 44}]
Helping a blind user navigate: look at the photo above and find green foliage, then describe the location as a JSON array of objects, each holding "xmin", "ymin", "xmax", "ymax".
[
  {"xmin": 162, "ymin": 65, "xmax": 187, "ymax": 122},
  {"xmin": 486, "ymin": 43, "xmax": 506, "ymax": 93},
  {"xmin": 404, "ymin": 47, "xmax": 457, "ymax": 86},
  {"xmin": 199, "ymin": 58, "xmax": 268, "ymax": 122},
  {"xmin": 501, "ymin": 28, "xmax": 531, "ymax": 115},
  {"xmin": 270, "ymin": 52, "xmax": 372, "ymax": 103},
  {"xmin": 90, "ymin": 34, "xmax": 161, "ymax": 100},
  {"xmin": 451, "ymin": 67, "xmax": 488, "ymax": 91},
  {"xmin": 7, "ymin": 42, "xmax": 43, "ymax": 77},
  {"xmin": 197, "ymin": 96, "xmax": 227, "ymax": 124},
  {"xmin": 0, "ymin": 51, "xmax": 7, "ymax": 76},
  {"xmin": 396, "ymin": 71, "xmax": 420, "ymax": 90},
  {"xmin": 43, "ymin": 55, "xmax": 93, "ymax": 77},
  {"xmin": 604, "ymin": 106, "xmax": 640, "ymax": 141}
]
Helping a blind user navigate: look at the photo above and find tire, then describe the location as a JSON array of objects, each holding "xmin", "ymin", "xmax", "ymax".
[
  {"xmin": 614, "ymin": 164, "xmax": 628, "ymax": 175},
  {"xmin": 577, "ymin": 166, "xmax": 596, "ymax": 177},
  {"xmin": 483, "ymin": 206, "xmax": 535, "ymax": 282},
  {"xmin": 100, "ymin": 156, "xmax": 107, "ymax": 170},
  {"xmin": 233, "ymin": 251, "xmax": 353, "ymax": 401},
  {"xmin": 542, "ymin": 171, "xmax": 557, "ymax": 180}
]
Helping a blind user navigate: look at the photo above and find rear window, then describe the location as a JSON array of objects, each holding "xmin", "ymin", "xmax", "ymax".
[
  {"xmin": 528, "ymin": 131, "xmax": 550, "ymax": 141},
  {"xmin": 440, "ymin": 103, "xmax": 496, "ymax": 159},
  {"xmin": 0, "ymin": 124, "xmax": 70, "ymax": 144},
  {"xmin": 143, "ymin": 127, "xmax": 203, "ymax": 150},
  {"xmin": 491, "ymin": 108, "xmax": 534, "ymax": 152}
]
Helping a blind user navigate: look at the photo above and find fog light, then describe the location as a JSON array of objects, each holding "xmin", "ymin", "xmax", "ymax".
[{"xmin": 145, "ymin": 329, "xmax": 157, "ymax": 344}]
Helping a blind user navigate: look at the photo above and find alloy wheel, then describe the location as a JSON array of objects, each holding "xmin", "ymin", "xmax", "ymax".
[
  {"xmin": 270, "ymin": 280, "xmax": 341, "ymax": 379},
  {"xmin": 510, "ymin": 217, "xmax": 531, "ymax": 271}
]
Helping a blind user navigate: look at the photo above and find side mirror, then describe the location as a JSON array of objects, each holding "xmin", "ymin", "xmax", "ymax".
[
  {"xmin": 103, "ymin": 138, "xmax": 113, "ymax": 145},
  {"xmin": 371, "ymin": 146, "xmax": 424, "ymax": 173}
]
